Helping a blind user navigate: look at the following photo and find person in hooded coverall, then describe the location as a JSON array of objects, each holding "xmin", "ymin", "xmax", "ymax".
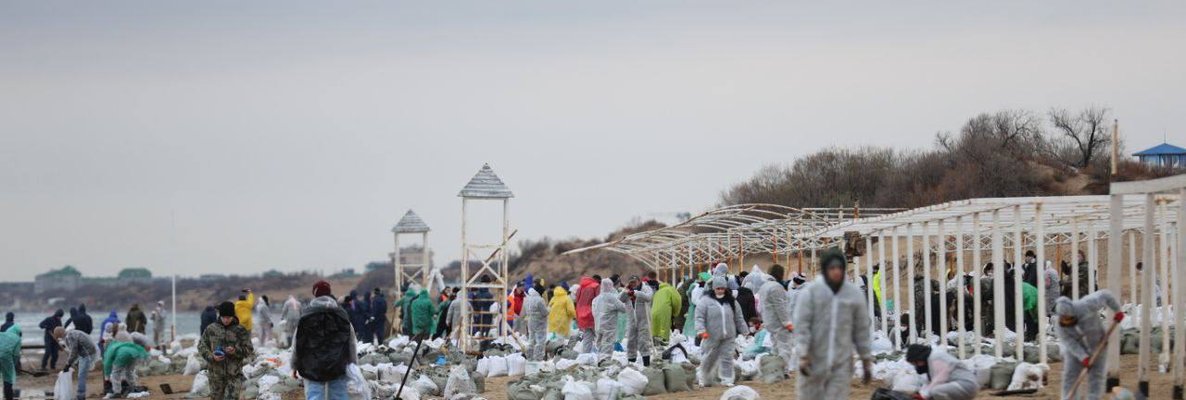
[
  {"xmin": 574, "ymin": 276, "xmax": 601, "ymax": 353},
  {"xmin": 1055, "ymin": 290, "xmax": 1123, "ymax": 400},
  {"xmin": 0, "ymin": 325, "xmax": 21, "ymax": 400},
  {"xmin": 591, "ymin": 278, "xmax": 626, "ymax": 360},
  {"xmin": 393, "ymin": 287, "xmax": 416, "ymax": 335},
  {"xmin": 234, "ymin": 289, "xmax": 255, "ymax": 332},
  {"xmin": 682, "ymin": 272, "xmax": 711, "ymax": 336},
  {"xmin": 522, "ymin": 288, "xmax": 549, "ymax": 361},
  {"xmin": 758, "ymin": 264, "xmax": 795, "ymax": 374},
  {"xmin": 103, "ymin": 341, "xmax": 149, "ymax": 397},
  {"xmin": 621, "ymin": 276, "xmax": 654, "ymax": 366},
  {"xmin": 694, "ymin": 276, "xmax": 748, "ymax": 387},
  {"xmin": 794, "ymin": 248, "xmax": 874, "ymax": 399},
  {"xmin": 281, "ymin": 296, "xmax": 302, "ymax": 348},
  {"xmin": 651, "ymin": 280, "xmax": 681, "ymax": 342},
  {"xmin": 410, "ymin": 289, "xmax": 438, "ymax": 339},
  {"xmin": 906, "ymin": 344, "xmax": 978, "ymax": 400},
  {"xmin": 548, "ymin": 286, "xmax": 576, "ymax": 339}
]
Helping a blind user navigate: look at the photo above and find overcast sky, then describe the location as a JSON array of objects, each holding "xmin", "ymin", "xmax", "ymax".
[{"xmin": 2, "ymin": 1, "xmax": 1184, "ymax": 281}]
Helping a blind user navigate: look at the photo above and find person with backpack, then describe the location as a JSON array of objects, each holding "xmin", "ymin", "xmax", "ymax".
[
  {"xmin": 292, "ymin": 280, "xmax": 358, "ymax": 400},
  {"xmin": 198, "ymin": 301, "xmax": 254, "ymax": 400}
]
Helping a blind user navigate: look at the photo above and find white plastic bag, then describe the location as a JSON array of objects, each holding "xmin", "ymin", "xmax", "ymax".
[
  {"xmin": 616, "ymin": 368, "xmax": 648, "ymax": 396},
  {"xmin": 475, "ymin": 358, "xmax": 490, "ymax": 377},
  {"xmin": 562, "ymin": 376, "xmax": 594, "ymax": 400},
  {"xmin": 346, "ymin": 363, "xmax": 373, "ymax": 400},
  {"xmin": 53, "ymin": 371, "xmax": 73, "ymax": 400},
  {"xmin": 720, "ymin": 385, "xmax": 760, "ymax": 400},
  {"xmin": 486, "ymin": 355, "xmax": 508, "ymax": 377},
  {"xmin": 574, "ymin": 353, "xmax": 598, "ymax": 366},
  {"xmin": 594, "ymin": 378, "xmax": 623, "ymax": 400},
  {"xmin": 412, "ymin": 374, "xmax": 439, "ymax": 397},
  {"xmin": 444, "ymin": 365, "xmax": 477, "ymax": 398},
  {"xmin": 190, "ymin": 371, "xmax": 211, "ymax": 397},
  {"xmin": 183, "ymin": 354, "xmax": 202, "ymax": 375},
  {"xmin": 506, "ymin": 353, "xmax": 527, "ymax": 376}
]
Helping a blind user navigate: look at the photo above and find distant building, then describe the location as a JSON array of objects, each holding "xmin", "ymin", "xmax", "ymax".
[
  {"xmin": 35, "ymin": 265, "xmax": 82, "ymax": 294},
  {"xmin": 117, "ymin": 267, "xmax": 153, "ymax": 284},
  {"xmin": 1133, "ymin": 142, "xmax": 1186, "ymax": 169}
]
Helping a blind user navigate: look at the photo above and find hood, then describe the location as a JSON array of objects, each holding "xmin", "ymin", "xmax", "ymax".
[
  {"xmin": 418, "ymin": 289, "xmax": 429, "ymax": 299},
  {"xmin": 4, "ymin": 313, "xmax": 12, "ymax": 322},
  {"xmin": 580, "ymin": 276, "xmax": 598, "ymax": 287},
  {"xmin": 129, "ymin": 305, "xmax": 141, "ymax": 312},
  {"xmin": 78, "ymin": 304, "xmax": 87, "ymax": 314},
  {"xmin": 658, "ymin": 282, "xmax": 672, "ymax": 290},
  {"xmin": 599, "ymin": 278, "xmax": 616, "ymax": 295},
  {"xmin": 553, "ymin": 286, "xmax": 569, "ymax": 298},
  {"xmin": 528, "ymin": 288, "xmax": 541, "ymax": 298},
  {"xmin": 820, "ymin": 247, "xmax": 847, "ymax": 286},
  {"xmin": 710, "ymin": 276, "xmax": 727, "ymax": 291},
  {"xmin": 713, "ymin": 263, "xmax": 729, "ymax": 276},
  {"xmin": 53, "ymin": 309, "xmax": 64, "ymax": 318},
  {"xmin": 203, "ymin": 306, "xmax": 216, "ymax": 313},
  {"xmin": 1055, "ymin": 297, "xmax": 1082, "ymax": 318},
  {"xmin": 107, "ymin": 311, "xmax": 119, "ymax": 319}
]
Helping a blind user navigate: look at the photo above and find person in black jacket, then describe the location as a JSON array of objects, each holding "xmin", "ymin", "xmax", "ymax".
[
  {"xmin": 199, "ymin": 305, "xmax": 218, "ymax": 336},
  {"xmin": 369, "ymin": 288, "xmax": 387, "ymax": 344},
  {"xmin": 734, "ymin": 274, "xmax": 758, "ymax": 331},
  {"xmin": 39, "ymin": 309, "xmax": 64, "ymax": 370},
  {"xmin": 71, "ymin": 304, "xmax": 93, "ymax": 334}
]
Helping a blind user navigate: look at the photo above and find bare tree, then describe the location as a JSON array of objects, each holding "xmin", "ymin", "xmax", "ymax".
[{"xmin": 1048, "ymin": 106, "xmax": 1111, "ymax": 168}]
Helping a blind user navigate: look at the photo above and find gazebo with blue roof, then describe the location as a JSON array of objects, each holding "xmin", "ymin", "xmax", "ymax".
[{"xmin": 1133, "ymin": 142, "xmax": 1186, "ymax": 168}]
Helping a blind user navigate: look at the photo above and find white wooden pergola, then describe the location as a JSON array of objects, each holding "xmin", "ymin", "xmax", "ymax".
[
  {"xmin": 456, "ymin": 164, "xmax": 515, "ymax": 352},
  {"xmin": 562, "ymin": 204, "xmax": 902, "ymax": 281},
  {"xmin": 391, "ymin": 209, "xmax": 431, "ymax": 291}
]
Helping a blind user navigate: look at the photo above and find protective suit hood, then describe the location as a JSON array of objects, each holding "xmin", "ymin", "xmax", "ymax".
[{"xmin": 599, "ymin": 278, "xmax": 616, "ymax": 295}]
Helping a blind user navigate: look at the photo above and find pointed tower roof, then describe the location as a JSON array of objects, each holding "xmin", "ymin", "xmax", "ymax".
[
  {"xmin": 392, "ymin": 210, "xmax": 431, "ymax": 233},
  {"xmin": 458, "ymin": 163, "xmax": 514, "ymax": 198}
]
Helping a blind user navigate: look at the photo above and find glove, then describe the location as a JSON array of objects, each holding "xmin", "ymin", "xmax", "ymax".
[
  {"xmin": 798, "ymin": 357, "xmax": 811, "ymax": 377},
  {"xmin": 698, "ymin": 331, "xmax": 709, "ymax": 340},
  {"xmin": 861, "ymin": 359, "xmax": 873, "ymax": 385},
  {"xmin": 1114, "ymin": 312, "xmax": 1125, "ymax": 322},
  {"xmin": 784, "ymin": 323, "xmax": 794, "ymax": 332},
  {"xmin": 1082, "ymin": 357, "xmax": 1091, "ymax": 368},
  {"xmin": 912, "ymin": 394, "xmax": 926, "ymax": 400}
]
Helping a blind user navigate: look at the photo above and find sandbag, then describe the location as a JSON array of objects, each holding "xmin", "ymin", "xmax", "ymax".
[
  {"xmin": 507, "ymin": 380, "xmax": 537, "ymax": 400},
  {"xmin": 444, "ymin": 366, "xmax": 478, "ymax": 399},
  {"xmin": 595, "ymin": 378, "xmax": 623, "ymax": 400},
  {"xmin": 476, "ymin": 357, "xmax": 491, "ymax": 376},
  {"xmin": 720, "ymin": 385, "xmax": 760, "ymax": 400},
  {"xmin": 412, "ymin": 374, "xmax": 440, "ymax": 397},
  {"xmin": 758, "ymin": 355, "xmax": 787, "ymax": 384},
  {"xmin": 53, "ymin": 371, "xmax": 73, "ymax": 400},
  {"xmin": 187, "ymin": 371, "xmax": 211, "ymax": 398},
  {"xmin": 663, "ymin": 364, "xmax": 691, "ymax": 392},
  {"xmin": 183, "ymin": 355, "xmax": 202, "ymax": 376},
  {"xmin": 642, "ymin": 367, "xmax": 667, "ymax": 395},
  {"xmin": 507, "ymin": 353, "xmax": 528, "ymax": 377},
  {"xmin": 617, "ymin": 368, "xmax": 648, "ymax": 396},
  {"xmin": 487, "ymin": 355, "xmax": 509, "ymax": 377},
  {"xmin": 562, "ymin": 377, "xmax": 594, "ymax": 400},
  {"xmin": 990, "ymin": 361, "xmax": 1017, "ymax": 390},
  {"xmin": 735, "ymin": 359, "xmax": 758, "ymax": 381}
]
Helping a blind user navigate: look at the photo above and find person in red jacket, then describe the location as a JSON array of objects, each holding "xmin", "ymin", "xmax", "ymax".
[
  {"xmin": 507, "ymin": 284, "xmax": 527, "ymax": 336},
  {"xmin": 574, "ymin": 275, "xmax": 601, "ymax": 353}
]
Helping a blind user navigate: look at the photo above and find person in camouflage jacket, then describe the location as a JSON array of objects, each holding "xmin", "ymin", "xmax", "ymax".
[{"xmin": 198, "ymin": 302, "xmax": 254, "ymax": 400}]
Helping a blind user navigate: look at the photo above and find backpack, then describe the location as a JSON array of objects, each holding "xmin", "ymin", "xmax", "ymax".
[{"xmin": 295, "ymin": 306, "xmax": 353, "ymax": 382}]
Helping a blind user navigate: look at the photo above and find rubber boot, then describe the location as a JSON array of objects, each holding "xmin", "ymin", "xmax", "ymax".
[
  {"xmin": 4, "ymin": 382, "xmax": 14, "ymax": 400},
  {"xmin": 103, "ymin": 380, "xmax": 113, "ymax": 395},
  {"xmin": 643, "ymin": 356, "xmax": 651, "ymax": 367},
  {"xmin": 628, "ymin": 358, "xmax": 636, "ymax": 365}
]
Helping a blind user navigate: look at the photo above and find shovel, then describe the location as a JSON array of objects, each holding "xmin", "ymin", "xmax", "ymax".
[{"xmin": 394, "ymin": 335, "xmax": 426, "ymax": 400}]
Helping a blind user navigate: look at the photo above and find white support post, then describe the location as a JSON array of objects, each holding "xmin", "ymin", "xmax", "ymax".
[
  {"xmin": 1130, "ymin": 230, "xmax": 1139, "ymax": 305},
  {"xmin": 879, "ymin": 230, "xmax": 889, "ymax": 343},
  {"xmin": 892, "ymin": 227, "xmax": 903, "ymax": 350},
  {"xmin": 1013, "ymin": 204, "xmax": 1025, "ymax": 359},
  {"xmin": 908, "ymin": 223, "xmax": 918, "ymax": 345},
  {"xmin": 1161, "ymin": 200, "xmax": 1172, "ymax": 372},
  {"xmin": 1088, "ymin": 223, "xmax": 1099, "ymax": 296},
  {"xmin": 1036, "ymin": 203, "xmax": 1048, "ymax": 365},
  {"xmin": 992, "ymin": 209, "xmax": 1006, "ymax": 358},
  {"xmin": 972, "ymin": 212, "xmax": 983, "ymax": 357},
  {"xmin": 938, "ymin": 219, "xmax": 948, "ymax": 343},
  {"xmin": 422, "ymin": 231, "xmax": 431, "ymax": 288},
  {"xmin": 1072, "ymin": 220, "xmax": 1081, "ymax": 299},
  {"xmin": 921, "ymin": 222, "xmax": 932, "ymax": 342},
  {"xmin": 1108, "ymin": 195, "xmax": 1123, "ymax": 386},
  {"xmin": 459, "ymin": 198, "xmax": 470, "ymax": 349},
  {"xmin": 1139, "ymin": 193, "xmax": 1155, "ymax": 392},
  {"xmin": 956, "ymin": 216, "xmax": 967, "ymax": 359},
  {"xmin": 1174, "ymin": 190, "xmax": 1186, "ymax": 398}
]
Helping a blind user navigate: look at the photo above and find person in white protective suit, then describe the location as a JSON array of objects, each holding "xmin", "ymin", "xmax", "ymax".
[
  {"xmin": 786, "ymin": 272, "xmax": 808, "ymax": 311},
  {"xmin": 757, "ymin": 264, "xmax": 794, "ymax": 375},
  {"xmin": 620, "ymin": 276, "xmax": 655, "ymax": 366},
  {"xmin": 522, "ymin": 288, "xmax": 550, "ymax": 361},
  {"xmin": 280, "ymin": 296, "xmax": 302, "ymax": 348},
  {"xmin": 591, "ymin": 278, "xmax": 626, "ymax": 361},
  {"xmin": 710, "ymin": 263, "xmax": 739, "ymax": 291},
  {"xmin": 794, "ymin": 248, "xmax": 874, "ymax": 399},
  {"xmin": 1055, "ymin": 290, "xmax": 1124, "ymax": 400},
  {"xmin": 694, "ymin": 276, "xmax": 749, "ymax": 387},
  {"xmin": 906, "ymin": 344, "xmax": 978, "ymax": 400}
]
